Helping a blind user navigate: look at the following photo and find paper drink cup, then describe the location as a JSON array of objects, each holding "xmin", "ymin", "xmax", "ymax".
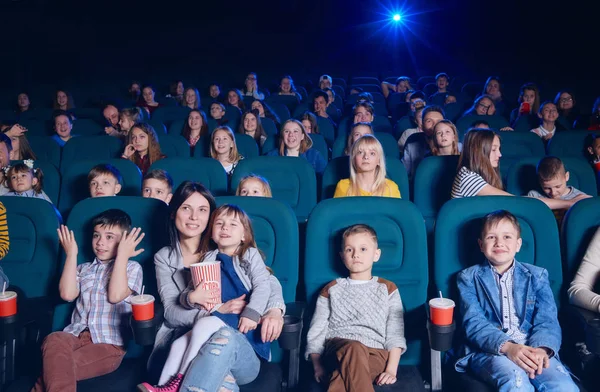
[
  {"xmin": 190, "ymin": 262, "xmax": 222, "ymax": 310},
  {"xmin": 0, "ymin": 291, "xmax": 17, "ymax": 317},
  {"xmin": 131, "ymin": 294, "xmax": 155, "ymax": 321},
  {"xmin": 429, "ymin": 298, "xmax": 455, "ymax": 326}
]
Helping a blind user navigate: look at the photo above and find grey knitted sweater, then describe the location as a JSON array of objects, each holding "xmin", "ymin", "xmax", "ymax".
[{"xmin": 305, "ymin": 277, "xmax": 407, "ymax": 360}]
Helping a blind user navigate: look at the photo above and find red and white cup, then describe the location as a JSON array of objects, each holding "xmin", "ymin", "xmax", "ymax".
[
  {"xmin": 0, "ymin": 291, "xmax": 17, "ymax": 317},
  {"xmin": 429, "ymin": 298, "xmax": 455, "ymax": 326},
  {"xmin": 520, "ymin": 102, "xmax": 531, "ymax": 115},
  {"xmin": 190, "ymin": 261, "xmax": 222, "ymax": 310},
  {"xmin": 131, "ymin": 294, "xmax": 155, "ymax": 321}
]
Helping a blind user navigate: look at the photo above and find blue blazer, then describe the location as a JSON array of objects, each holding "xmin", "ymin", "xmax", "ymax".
[{"xmin": 454, "ymin": 260, "xmax": 562, "ymax": 371}]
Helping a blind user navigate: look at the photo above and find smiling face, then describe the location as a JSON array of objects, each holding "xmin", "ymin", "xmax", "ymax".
[
  {"xmin": 54, "ymin": 114, "xmax": 72, "ymax": 140},
  {"xmin": 314, "ymin": 96, "xmax": 327, "ymax": 114},
  {"xmin": 142, "ymin": 178, "xmax": 172, "ymax": 204},
  {"xmin": 92, "ymin": 224, "xmax": 124, "ymax": 262},
  {"xmin": 244, "ymin": 113, "xmax": 258, "ymax": 133},
  {"xmin": 175, "ymin": 192, "xmax": 211, "ymax": 240},
  {"xmin": 478, "ymin": 218, "xmax": 522, "ymax": 273},
  {"xmin": 539, "ymin": 103, "xmax": 559, "ymax": 123},
  {"xmin": 282, "ymin": 121, "xmax": 304, "ymax": 151},
  {"xmin": 238, "ymin": 178, "xmax": 266, "ymax": 197},
  {"xmin": 185, "ymin": 89, "xmax": 196, "ymax": 106},
  {"xmin": 489, "ymin": 135, "xmax": 502, "ymax": 168},
  {"xmin": 211, "ymin": 210, "xmax": 245, "ymax": 256},
  {"xmin": 354, "ymin": 106, "xmax": 373, "ymax": 123},
  {"xmin": 9, "ymin": 170, "xmax": 36, "ymax": 193},
  {"xmin": 209, "ymin": 85, "xmax": 220, "ymax": 98},
  {"xmin": 188, "ymin": 111, "xmax": 203, "ymax": 131},
  {"xmin": 89, "ymin": 174, "xmax": 121, "ymax": 197},
  {"xmin": 130, "ymin": 127, "xmax": 149, "ymax": 153},
  {"xmin": 281, "ymin": 78, "xmax": 292, "ymax": 93},
  {"xmin": 212, "ymin": 129, "xmax": 233, "ymax": 156},
  {"xmin": 57, "ymin": 91, "xmax": 68, "ymax": 108},
  {"xmin": 228, "ymin": 91, "xmax": 239, "ymax": 106},
  {"xmin": 340, "ymin": 232, "xmax": 381, "ymax": 278},
  {"xmin": 558, "ymin": 93, "xmax": 573, "ymax": 110},
  {"xmin": 434, "ymin": 123, "xmax": 455, "ymax": 149},
  {"xmin": 436, "ymin": 77, "xmax": 449, "ymax": 91}
]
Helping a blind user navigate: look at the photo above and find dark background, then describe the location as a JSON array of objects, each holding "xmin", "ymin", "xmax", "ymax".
[{"xmin": 0, "ymin": 0, "xmax": 596, "ymax": 105}]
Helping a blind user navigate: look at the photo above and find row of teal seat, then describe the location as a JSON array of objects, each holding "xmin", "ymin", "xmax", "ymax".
[{"xmin": 5, "ymin": 194, "xmax": 599, "ymax": 366}]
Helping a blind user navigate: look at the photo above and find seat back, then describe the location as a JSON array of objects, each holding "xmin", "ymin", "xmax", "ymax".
[
  {"xmin": 562, "ymin": 198, "xmax": 600, "ymax": 286},
  {"xmin": 547, "ymin": 130, "xmax": 600, "ymax": 158},
  {"xmin": 157, "ymin": 134, "xmax": 191, "ymax": 158},
  {"xmin": 304, "ymin": 198, "xmax": 428, "ymax": 365},
  {"xmin": 58, "ymin": 159, "xmax": 142, "ymax": 218},
  {"xmin": 0, "ymin": 197, "xmax": 61, "ymax": 298},
  {"xmin": 148, "ymin": 157, "xmax": 228, "ymax": 196},
  {"xmin": 152, "ymin": 106, "xmax": 191, "ymax": 127},
  {"xmin": 27, "ymin": 136, "xmax": 61, "ymax": 168},
  {"xmin": 52, "ymin": 197, "xmax": 169, "ymax": 357},
  {"xmin": 331, "ymin": 132, "xmax": 400, "ymax": 159},
  {"xmin": 434, "ymin": 197, "xmax": 563, "ymax": 305},
  {"xmin": 506, "ymin": 157, "xmax": 597, "ymax": 196},
  {"xmin": 230, "ymin": 156, "xmax": 317, "ymax": 221},
  {"xmin": 71, "ymin": 119, "xmax": 104, "ymax": 137},
  {"xmin": 61, "ymin": 136, "xmax": 123, "ymax": 173},
  {"xmin": 414, "ymin": 156, "xmax": 460, "ymax": 233},
  {"xmin": 320, "ymin": 157, "xmax": 409, "ymax": 200},
  {"xmin": 19, "ymin": 120, "xmax": 51, "ymax": 137},
  {"xmin": 456, "ymin": 115, "xmax": 510, "ymax": 140},
  {"xmin": 235, "ymin": 133, "xmax": 260, "ymax": 159},
  {"xmin": 310, "ymin": 133, "xmax": 329, "ymax": 162},
  {"xmin": 167, "ymin": 119, "xmax": 186, "ymax": 136},
  {"xmin": 316, "ymin": 117, "xmax": 336, "ymax": 146}
]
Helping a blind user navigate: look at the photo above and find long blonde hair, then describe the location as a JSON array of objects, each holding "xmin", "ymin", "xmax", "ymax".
[
  {"xmin": 431, "ymin": 120, "xmax": 460, "ymax": 156},
  {"xmin": 459, "ymin": 129, "xmax": 502, "ymax": 189},
  {"xmin": 210, "ymin": 126, "xmax": 243, "ymax": 163},
  {"xmin": 348, "ymin": 135, "xmax": 388, "ymax": 196}
]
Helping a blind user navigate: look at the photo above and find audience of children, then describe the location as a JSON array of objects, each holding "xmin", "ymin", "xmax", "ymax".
[{"xmin": 334, "ymin": 134, "xmax": 400, "ymax": 198}]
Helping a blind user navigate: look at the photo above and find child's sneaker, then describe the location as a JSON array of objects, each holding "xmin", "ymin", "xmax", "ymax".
[{"xmin": 137, "ymin": 373, "xmax": 183, "ymax": 392}]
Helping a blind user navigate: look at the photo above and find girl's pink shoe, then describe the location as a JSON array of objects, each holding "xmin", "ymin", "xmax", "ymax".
[{"xmin": 137, "ymin": 373, "xmax": 183, "ymax": 392}]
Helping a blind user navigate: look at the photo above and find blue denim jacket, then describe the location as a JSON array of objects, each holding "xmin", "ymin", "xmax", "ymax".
[{"xmin": 454, "ymin": 259, "xmax": 562, "ymax": 371}]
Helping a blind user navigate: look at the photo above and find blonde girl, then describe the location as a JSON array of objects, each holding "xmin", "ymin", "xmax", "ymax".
[
  {"xmin": 334, "ymin": 134, "xmax": 400, "ymax": 198},
  {"xmin": 236, "ymin": 174, "xmax": 272, "ymax": 197},
  {"xmin": 4, "ymin": 161, "xmax": 51, "ymax": 203},
  {"xmin": 122, "ymin": 123, "xmax": 164, "ymax": 175},
  {"xmin": 431, "ymin": 120, "xmax": 460, "ymax": 156},
  {"xmin": 210, "ymin": 126, "xmax": 243, "ymax": 175}
]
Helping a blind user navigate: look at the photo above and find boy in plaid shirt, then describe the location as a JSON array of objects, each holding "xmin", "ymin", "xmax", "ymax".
[{"xmin": 32, "ymin": 209, "xmax": 144, "ymax": 392}]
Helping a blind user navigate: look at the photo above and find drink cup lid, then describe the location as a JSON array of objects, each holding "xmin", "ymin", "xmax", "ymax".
[
  {"xmin": 0, "ymin": 291, "xmax": 16, "ymax": 300},
  {"xmin": 429, "ymin": 298, "xmax": 455, "ymax": 308},
  {"xmin": 132, "ymin": 294, "xmax": 154, "ymax": 303}
]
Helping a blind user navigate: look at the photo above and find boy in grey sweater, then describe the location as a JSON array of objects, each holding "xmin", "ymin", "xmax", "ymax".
[{"xmin": 305, "ymin": 224, "xmax": 407, "ymax": 392}]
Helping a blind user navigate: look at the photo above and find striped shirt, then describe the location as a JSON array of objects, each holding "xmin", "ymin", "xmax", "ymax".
[
  {"xmin": 451, "ymin": 166, "xmax": 488, "ymax": 198},
  {"xmin": 490, "ymin": 261, "xmax": 527, "ymax": 345},
  {"xmin": 63, "ymin": 258, "xmax": 143, "ymax": 346},
  {"xmin": 0, "ymin": 202, "xmax": 8, "ymax": 259}
]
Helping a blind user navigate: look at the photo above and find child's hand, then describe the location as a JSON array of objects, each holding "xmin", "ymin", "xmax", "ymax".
[
  {"xmin": 376, "ymin": 371, "xmax": 398, "ymax": 385},
  {"xmin": 530, "ymin": 347, "xmax": 550, "ymax": 376},
  {"xmin": 116, "ymin": 227, "xmax": 145, "ymax": 260},
  {"xmin": 188, "ymin": 279, "xmax": 220, "ymax": 309},
  {"xmin": 502, "ymin": 342, "xmax": 539, "ymax": 378},
  {"xmin": 313, "ymin": 361, "xmax": 325, "ymax": 383},
  {"xmin": 57, "ymin": 225, "xmax": 78, "ymax": 257},
  {"xmin": 238, "ymin": 316, "xmax": 258, "ymax": 333},
  {"xmin": 105, "ymin": 126, "xmax": 117, "ymax": 136},
  {"xmin": 122, "ymin": 144, "xmax": 135, "ymax": 158}
]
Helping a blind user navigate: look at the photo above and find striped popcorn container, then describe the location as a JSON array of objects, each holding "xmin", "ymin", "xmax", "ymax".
[{"xmin": 190, "ymin": 261, "xmax": 222, "ymax": 310}]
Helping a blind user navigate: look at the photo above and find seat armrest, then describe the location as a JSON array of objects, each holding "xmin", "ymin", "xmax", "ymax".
[
  {"xmin": 572, "ymin": 305, "xmax": 600, "ymax": 355},
  {"xmin": 131, "ymin": 302, "xmax": 164, "ymax": 346},
  {"xmin": 279, "ymin": 301, "xmax": 306, "ymax": 391}
]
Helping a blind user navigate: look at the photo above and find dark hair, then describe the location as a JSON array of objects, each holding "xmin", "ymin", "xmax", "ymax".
[
  {"xmin": 435, "ymin": 73, "xmax": 449, "ymax": 80},
  {"xmin": 481, "ymin": 210, "xmax": 521, "ymax": 239},
  {"xmin": 170, "ymin": 80, "xmax": 183, "ymax": 95},
  {"xmin": 422, "ymin": 105, "xmax": 446, "ymax": 120},
  {"xmin": 536, "ymin": 156, "xmax": 566, "ymax": 182},
  {"xmin": 238, "ymin": 110, "xmax": 267, "ymax": 144},
  {"xmin": 410, "ymin": 91, "xmax": 426, "ymax": 101},
  {"xmin": 482, "ymin": 76, "xmax": 503, "ymax": 98},
  {"xmin": 167, "ymin": 181, "xmax": 217, "ymax": 255},
  {"xmin": 53, "ymin": 110, "xmax": 73, "ymax": 124},
  {"xmin": 6, "ymin": 163, "xmax": 44, "ymax": 193},
  {"xmin": 87, "ymin": 164, "xmax": 123, "ymax": 185},
  {"xmin": 143, "ymin": 169, "xmax": 174, "ymax": 191},
  {"xmin": 0, "ymin": 133, "xmax": 12, "ymax": 152},
  {"xmin": 91, "ymin": 209, "xmax": 132, "ymax": 232},
  {"xmin": 322, "ymin": 87, "xmax": 335, "ymax": 101},
  {"xmin": 53, "ymin": 90, "xmax": 75, "ymax": 110},
  {"xmin": 300, "ymin": 111, "xmax": 319, "ymax": 134},
  {"xmin": 350, "ymin": 87, "xmax": 364, "ymax": 94},
  {"xmin": 553, "ymin": 90, "xmax": 576, "ymax": 113},
  {"xmin": 470, "ymin": 120, "xmax": 490, "ymax": 129},
  {"xmin": 312, "ymin": 90, "xmax": 329, "ymax": 105},
  {"xmin": 182, "ymin": 109, "xmax": 209, "ymax": 141},
  {"xmin": 584, "ymin": 133, "xmax": 600, "ymax": 162}
]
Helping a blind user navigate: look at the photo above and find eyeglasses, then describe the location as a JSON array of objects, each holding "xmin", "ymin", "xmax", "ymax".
[
  {"xmin": 560, "ymin": 97, "xmax": 573, "ymax": 103},
  {"xmin": 478, "ymin": 103, "xmax": 491, "ymax": 110}
]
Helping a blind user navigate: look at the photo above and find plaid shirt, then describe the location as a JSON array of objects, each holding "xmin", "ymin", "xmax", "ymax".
[
  {"xmin": 63, "ymin": 258, "xmax": 143, "ymax": 346},
  {"xmin": 490, "ymin": 261, "xmax": 528, "ymax": 345}
]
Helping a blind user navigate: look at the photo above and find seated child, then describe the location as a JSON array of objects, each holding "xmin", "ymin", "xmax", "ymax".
[
  {"xmin": 88, "ymin": 164, "xmax": 122, "ymax": 198},
  {"xmin": 236, "ymin": 174, "xmax": 272, "ymax": 197},
  {"xmin": 455, "ymin": 210, "xmax": 579, "ymax": 392},
  {"xmin": 31, "ymin": 209, "xmax": 144, "ymax": 392},
  {"xmin": 530, "ymin": 101, "xmax": 558, "ymax": 142},
  {"xmin": 142, "ymin": 169, "xmax": 173, "ymax": 204},
  {"xmin": 138, "ymin": 204, "xmax": 272, "ymax": 392},
  {"xmin": 4, "ymin": 161, "xmax": 52, "ymax": 203},
  {"xmin": 52, "ymin": 111, "xmax": 77, "ymax": 147},
  {"xmin": 527, "ymin": 156, "xmax": 590, "ymax": 227},
  {"xmin": 306, "ymin": 224, "xmax": 406, "ymax": 392}
]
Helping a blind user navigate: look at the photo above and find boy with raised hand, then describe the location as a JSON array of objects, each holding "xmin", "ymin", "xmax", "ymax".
[
  {"xmin": 455, "ymin": 210, "xmax": 579, "ymax": 391},
  {"xmin": 306, "ymin": 224, "xmax": 406, "ymax": 392},
  {"xmin": 32, "ymin": 209, "xmax": 144, "ymax": 392}
]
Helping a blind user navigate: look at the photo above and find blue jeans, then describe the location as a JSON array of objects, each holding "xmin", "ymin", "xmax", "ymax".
[
  {"xmin": 470, "ymin": 352, "xmax": 579, "ymax": 392},
  {"xmin": 180, "ymin": 326, "xmax": 261, "ymax": 392}
]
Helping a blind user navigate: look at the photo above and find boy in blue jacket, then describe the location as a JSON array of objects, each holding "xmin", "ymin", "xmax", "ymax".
[{"xmin": 455, "ymin": 210, "xmax": 578, "ymax": 391}]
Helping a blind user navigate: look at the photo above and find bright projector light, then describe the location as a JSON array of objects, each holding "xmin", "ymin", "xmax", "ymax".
[{"xmin": 393, "ymin": 14, "xmax": 401, "ymax": 22}]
